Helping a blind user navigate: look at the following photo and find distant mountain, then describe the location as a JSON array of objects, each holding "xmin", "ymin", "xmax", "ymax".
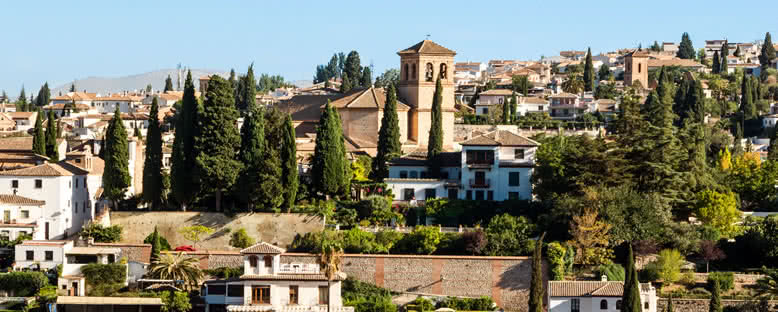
[
  {"xmin": 50, "ymin": 69, "xmax": 228, "ymax": 95},
  {"xmin": 291, "ymin": 80, "xmax": 313, "ymax": 88}
]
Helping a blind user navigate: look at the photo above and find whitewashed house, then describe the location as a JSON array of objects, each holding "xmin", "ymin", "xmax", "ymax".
[
  {"xmin": 386, "ymin": 130, "xmax": 538, "ymax": 202},
  {"xmin": 549, "ymin": 93, "xmax": 585, "ymax": 119},
  {"xmin": 14, "ymin": 240, "xmax": 72, "ymax": 271},
  {"xmin": 92, "ymin": 95, "xmax": 144, "ymax": 114},
  {"xmin": 548, "ymin": 281, "xmax": 657, "ymax": 312},
  {"xmin": 475, "ymin": 89, "xmax": 513, "ymax": 116},
  {"xmin": 0, "ymin": 194, "xmax": 46, "ymax": 240},
  {"xmin": 201, "ymin": 242, "xmax": 353, "ymax": 312},
  {"xmin": 517, "ymin": 96, "xmax": 549, "ymax": 116}
]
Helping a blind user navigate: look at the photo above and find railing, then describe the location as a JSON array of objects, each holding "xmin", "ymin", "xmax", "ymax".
[
  {"xmin": 279, "ymin": 263, "xmax": 319, "ymax": 274},
  {"xmin": 228, "ymin": 305, "xmax": 355, "ymax": 312},
  {"xmin": 469, "ymin": 179, "xmax": 490, "ymax": 188}
]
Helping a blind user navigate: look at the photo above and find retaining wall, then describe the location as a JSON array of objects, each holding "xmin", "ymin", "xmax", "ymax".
[{"xmin": 657, "ymin": 299, "xmax": 778, "ymax": 312}]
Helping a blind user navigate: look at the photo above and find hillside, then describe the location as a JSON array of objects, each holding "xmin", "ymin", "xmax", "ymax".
[{"xmin": 50, "ymin": 68, "xmax": 228, "ymax": 95}]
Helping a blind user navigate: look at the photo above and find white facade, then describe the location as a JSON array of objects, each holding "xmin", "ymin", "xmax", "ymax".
[
  {"xmin": 548, "ymin": 281, "xmax": 657, "ymax": 312},
  {"xmin": 0, "ymin": 195, "xmax": 46, "ymax": 240},
  {"xmin": 14, "ymin": 240, "xmax": 72, "ymax": 271}
]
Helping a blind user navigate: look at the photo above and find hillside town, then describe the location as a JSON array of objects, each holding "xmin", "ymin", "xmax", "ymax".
[{"xmin": 2, "ymin": 29, "xmax": 778, "ymax": 312}]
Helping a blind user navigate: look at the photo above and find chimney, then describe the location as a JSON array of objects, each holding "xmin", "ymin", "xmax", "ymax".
[{"xmin": 601, "ymin": 275, "xmax": 608, "ymax": 282}]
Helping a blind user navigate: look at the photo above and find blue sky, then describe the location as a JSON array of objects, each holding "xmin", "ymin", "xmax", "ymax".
[{"xmin": 1, "ymin": 0, "xmax": 775, "ymax": 97}]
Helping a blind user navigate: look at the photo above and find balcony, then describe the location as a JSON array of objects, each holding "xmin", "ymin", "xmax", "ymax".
[{"xmin": 469, "ymin": 179, "xmax": 490, "ymax": 188}]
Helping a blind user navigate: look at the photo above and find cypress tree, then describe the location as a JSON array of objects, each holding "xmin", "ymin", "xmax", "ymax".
[
  {"xmin": 17, "ymin": 87, "xmax": 26, "ymax": 112},
  {"xmin": 528, "ymin": 233, "xmax": 545, "ymax": 312},
  {"xmin": 150, "ymin": 227, "xmax": 161, "ymax": 261},
  {"xmin": 36, "ymin": 83, "xmax": 50, "ymax": 107},
  {"xmin": 372, "ymin": 85, "xmax": 403, "ymax": 181},
  {"xmin": 228, "ymin": 69, "xmax": 237, "ymax": 89},
  {"xmin": 666, "ymin": 295, "xmax": 673, "ymax": 312},
  {"xmin": 502, "ymin": 96, "xmax": 510, "ymax": 124},
  {"xmin": 709, "ymin": 279, "xmax": 722, "ymax": 312},
  {"xmin": 32, "ymin": 110, "xmax": 46, "ymax": 156},
  {"xmin": 311, "ymin": 100, "xmax": 350, "ymax": 198},
  {"xmin": 769, "ymin": 126, "xmax": 778, "ymax": 161},
  {"xmin": 164, "ymin": 75, "xmax": 174, "ymax": 92},
  {"xmin": 509, "ymin": 92, "xmax": 518, "ymax": 123},
  {"xmin": 45, "ymin": 110, "xmax": 58, "ymax": 160},
  {"xmin": 583, "ymin": 47, "xmax": 595, "ymax": 92},
  {"xmin": 103, "ymin": 106, "xmax": 132, "ymax": 208},
  {"xmin": 427, "ymin": 77, "xmax": 444, "ymax": 178},
  {"xmin": 143, "ymin": 97, "xmax": 164, "ymax": 210},
  {"xmin": 361, "ymin": 66, "xmax": 372, "ymax": 88},
  {"xmin": 69, "ymin": 83, "xmax": 76, "ymax": 92},
  {"xmin": 340, "ymin": 73, "xmax": 352, "ymax": 93},
  {"xmin": 236, "ymin": 104, "xmax": 283, "ymax": 212},
  {"xmin": 759, "ymin": 32, "xmax": 776, "ymax": 68},
  {"xmin": 677, "ymin": 32, "xmax": 695, "ymax": 59},
  {"xmin": 734, "ymin": 45, "xmax": 741, "ymax": 57},
  {"xmin": 171, "ymin": 71, "xmax": 201, "ymax": 210},
  {"xmin": 237, "ymin": 64, "xmax": 257, "ymax": 112},
  {"xmin": 344, "ymin": 51, "xmax": 362, "ymax": 84},
  {"xmin": 712, "ymin": 51, "xmax": 720, "ymax": 74},
  {"xmin": 719, "ymin": 43, "xmax": 728, "ymax": 74},
  {"xmin": 194, "ymin": 75, "xmax": 242, "ymax": 212},
  {"xmin": 733, "ymin": 123, "xmax": 744, "ymax": 157},
  {"xmin": 621, "ymin": 244, "xmax": 641, "ymax": 312},
  {"xmin": 741, "ymin": 73, "xmax": 755, "ymax": 119},
  {"xmin": 281, "ymin": 114, "xmax": 298, "ymax": 211}
]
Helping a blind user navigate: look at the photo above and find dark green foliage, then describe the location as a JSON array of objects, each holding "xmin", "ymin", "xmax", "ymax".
[
  {"xmin": 734, "ymin": 46, "xmax": 741, "ymax": 57},
  {"xmin": 164, "ymin": 75, "xmax": 174, "ymax": 92},
  {"xmin": 361, "ymin": 66, "xmax": 372, "ymax": 88},
  {"xmin": 707, "ymin": 272, "xmax": 734, "ymax": 292},
  {"xmin": 529, "ymin": 233, "xmax": 545, "ymax": 312},
  {"xmin": 203, "ymin": 267, "xmax": 243, "ymax": 278},
  {"xmin": 103, "ymin": 107, "xmax": 131, "ymax": 204},
  {"xmin": 485, "ymin": 213, "xmax": 535, "ymax": 256},
  {"xmin": 143, "ymin": 227, "xmax": 171, "ymax": 251},
  {"xmin": 143, "ymin": 97, "xmax": 164, "ymax": 210},
  {"xmin": 502, "ymin": 96, "xmax": 510, "ymax": 124},
  {"xmin": 677, "ymin": 32, "xmax": 696, "ymax": 59},
  {"xmin": 583, "ymin": 48, "xmax": 595, "ymax": 92},
  {"xmin": 595, "ymin": 83, "xmax": 617, "ymax": 100},
  {"xmin": 759, "ymin": 32, "xmax": 776, "ymax": 69},
  {"xmin": 374, "ymin": 68, "xmax": 400, "ymax": 89},
  {"xmin": 598, "ymin": 262, "xmax": 625, "ymax": 281},
  {"xmin": 667, "ymin": 296, "xmax": 674, "ymax": 312},
  {"xmin": 512, "ymin": 75, "xmax": 531, "ymax": 96},
  {"xmin": 194, "ymin": 75, "xmax": 242, "ymax": 211},
  {"xmin": 409, "ymin": 297, "xmax": 434, "ymax": 311},
  {"xmin": 32, "ymin": 110, "xmax": 45, "ymax": 156},
  {"xmin": 311, "ymin": 100, "xmax": 350, "ymax": 198},
  {"xmin": 81, "ymin": 263, "xmax": 127, "ymax": 287},
  {"xmin": 725, "ymin": 216, "xmax": 778, "ymax": 268},
  {"xmin": 70, "ymin": 83, "xmax": 76, "ymax": 92},
  {"xmin": 257, "ymin": 74, "xmax": 291, "ymax": 93},
  {"xmin": 340, "ymin": 72, "xmax": 353, "ymax": 93},
  {"xmin": 650, "ymin": 41, "xmax": 661, "ymax": 52},
  {"xmin": 741, "ymin": 73, "xmax": 756, "ymax": 119},
  {"xmin": 281, "ymin": 114, "xmax": 298, "ymax": 210},
  {"xmin": 236, "ymin": 104, "xmax": 282, "ymax": 211},
  {"xmin": 0, "ymin": 271, "xmax": 48, "ymax": 297},
  {"xmin": 427, "ymin": 78, "xmax": 443, "ymax": 178},
  {"xmin": 712, "ymin": 51, "xmax": 720, "ymax": 74},
  {"xmin": 35, "ymin": 82, "xmax": 50, "ymax": 107},
  {"xmin": 45, "ymin": 110, "xmax": 58, "ymax": 160},
  {"xmin": 372, "ymin": 84, "xmax": 402, "ymax": 181},
  {"xmin": 719, "ymin": 43, "xmax": 728, "ymax": 74},
  {"xmin": 344, "ymin": 51, "xmax": 362, "ymax": 87},
  {"xmin": 621, "ymin": 244, "xmax": 635, "ymax": 312},
  {"xmin": 80, "ymin": 223, "xmax": 122, "ymax": 243},
  {"xmin": 343, "ymin": 277, "xmax": 397, "ymax": 312},
  {"xmin": 437, "ymin": 296, "xmax": 495, "ymax": 311},
  {"xmin": 709, "ymin": 279, "xmax": 722, "ymax": 312},
  {"xmin": 236, "ymin": 64, "xmax": 257, "ymax": 111},
  {"xmin": 17, "ymin": 86, "xmax": 26, "ymax": 111},
  {"xmin": 598, "ymin": 64, "xmax": 612, "ymax": 81},
  {"xmin": 229, "ymin": 228, "xmax": 255, "ymax": 249},
  {"xmin": 171, "ymin": 71, "xmax": 201, "ymax": 209},
  {"xmin": 509, "ymin": 92, "xmax": 518, "ymax": 122}
]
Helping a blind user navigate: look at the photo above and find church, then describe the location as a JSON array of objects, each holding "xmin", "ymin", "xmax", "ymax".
[{"xmin": 279, "ymin": 40, "xmax": 457, "ymax": 159}]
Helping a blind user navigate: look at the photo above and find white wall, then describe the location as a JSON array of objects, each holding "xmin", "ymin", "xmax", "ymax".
[{"xmin": 14, "ymin": 242, "xmax": 71, "ymax": 270}]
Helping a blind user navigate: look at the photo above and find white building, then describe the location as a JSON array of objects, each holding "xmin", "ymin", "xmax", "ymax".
[
  {"xmin": 201, "ymin": 242, "xmax": 353, "ymax": 312},
  {"xmin": 549, "ymin": 93, "xmax": 585, "ymax": 119},
  {"xmin": 548, "ymin": 281, "xmax": 657, "ymax": 312},
  {"xmin": 92, "ymin": 95, "xmax": 144, "ymax": 114},
  {"xmin": 14, "ymin": 240, "xmax": 72, "ymax": 271},
  {"xmin": 475, "ymin": 89, "xmax": 513, "ymax": 116},
  {"xmin": 0, "ymin": 194, "xmax": 46, "ymax": 240},
  {"xmin": 386, "ymin": 130, "xmax": 538, "ymax": 202}
]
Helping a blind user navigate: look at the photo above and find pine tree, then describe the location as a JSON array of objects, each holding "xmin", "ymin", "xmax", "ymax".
[
  {"xmin": 361, "ymin": 66, "xmax": 372, "ymax": 88},
  {"xmin": 281, "ymin": 114, "xmax": 298, "ymax": 211},
  {"xmin": 36, "ymin": 83, "xmax": 50, "ymax": 107},
  {"xmin": 759, "ymin": 32, "xmax": 776, "ymax": 68},
  {"xmin": 237, "ymin": 64, "xmax": 257, "ymax": 112},
  {"xmin": 712, "ymin": 51, "xmax": 720, "ymax": 74},
  {"xmin": 528, "ymin": 233, "xmax": 545, "ymax": 312},
  {"xmin": 143, "ymin": 97, "xmax": 164, "ymax": 210},
  {"xmin": 45, "ymin": 110, "xmax": 58, "ymax": 160},
  {"xmin": 372, "ymin": 84, "xmax": 402, "ymax": 181},
  {"xmin": 427, "ymin": 78, "xmax": 444, "ymax": 178},
  {"xmin": 32, "ymin": 110, "xmax": 45, "ymax": 156},
  {"xmin": 344, "ymin": 51, "xmax": 362, "ymax": 85},
  {"xmin": 720, "ymin": 43, "xmax": 728, "ymax": 74},
  {"xmin": 709, "ymin": 279, "xmax": 722, "ymax": 312},
  {"xmin": 311, "ymin": 100, "xmax": 350, "ymax": 198},
  {"xmin": 340, "ymin": 73, "xmax": 352, "ymax": 93},
  {"xmin": 509, "ymin": 92, "xmax": 518, "ymax": 123},
  {"xmin": 103, "ymin": 106, "xmax": 132, "ymax": 208},
  {"xmin": 194, "ymin": 75, "xmax": 242, "ymax": 212},
  {"xmin": 677, "ymin": 32, "xmax": 696, "ymax": 59},
  {"xmin": 583, "ymin": 47, "xmax": 595, "ymax": 92},
  {"xmin": 164, "ymin": 75, "xmax": 174, "ymax": 92},
  {"xmin": 171, "ymin": 71, "xmax": 201, "ymax": 211}
]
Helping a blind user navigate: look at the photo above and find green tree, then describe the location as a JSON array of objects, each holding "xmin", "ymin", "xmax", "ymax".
[
  {"xmin": 361, "ymin": 66, "xmax": 372, "ymax": 88},
  {"xmin": 194, "ymin": 75, "xmax": 242, "ymax": 212},
  {"xmin": 103, "ymin": 107, "xmax": 131, "ymax": 208},
  {"xmin": 502, "ymin": 96, "xmax": 510, "ymax": 124},
  {"xmin": 281, "ymin": 114, "xmax": 298, "ymax": 211},
  {"xmin": 759, "ymin": 32, "xmax": 776, "ymax": 69},
  {"xmin": 70, "ymin": 83, "xmax": 76, "ymax": 92},
  {"xmin": 164, "ymin": 75, "xmax": 174, "ymax": 92},
  {"xmin": 583, "ymin": 47, "xmax": 595, "ymax": 92},
  {"xmin": 712, "ymin": 51, "xmax": 721, "ymax": 74},
  {"xmin": 709, "ymin": 279, "xmax": 722, "ymax": 312},
  {"xmin": 344, "ymin": 51, "xmax": 362, "ymax": 86},
  {"xmin": 755, "ymin": 267, "xmax": 778, "ymax": 296},
  {"xmin": 17, "ymin": 86, "xmax": 26, "ymax": 112},
  {"xmin": 171, "ymin": 71, "xmax": 201, "ymax": 210},
  {"xmin": 568, "ymin": 207, "xmax": 613, "ymax": 265},
  {"xmin": 45, "ymin": 110, "xmax": 58, "ymax": 160},
  {"xmin": 666, "ymin": 296, "xmax": 673, "ymax": 312},
  {"xmin": 512, "ymin": 75, "xmax": 531, "ymax": 96},
  {"xmin": 35, "ymin": 82, "xmax": 50, "ymax": 107},
  {"xmin": 149, "ymin": 252, "xmax": 203, "ymax": 290},
  {"xmin": 734, "ymin": 45, "xmax": 741, "ymax": 57},
  {"xmin": 178, "ymin": 225, "xmax": 214, "ymax": 249},
  {"xmin": 151, "ymin": 228, "xmax": 162, "ymax": 261},
  {"xmin": 311, "ymin": 100, "xmax": 350, "ymax": 198},
  {"xmin": 371, "ymin": 84, "xmax": 402, "ymax": 181},
  {"xmin": 598, "ymin": 64, "xmax": 612, "ymax": 81},
  {"xmin": 427, "ymin": 78, "xmax": 444, "ymax": 178},
  {"xmin": 237, "ymin": 105, "xmax": 283, "ymax": 211},
  {"xmin": 144, "ymin": 227, "xmax": 171, "ymax": 251},
  {"xmin": 695, "ymin": 190, "xmax": 740, "ymax": 237},
  {"xmin": 32, "ymin": 110, "xmax": 45, "ymax": 156},
  {"xmin": 160, "ymin": 290, "xmax": 192, "ymax": 312},
  {"xmin": 677, "ymin": 32, "xmax": 696, "ymax": 59},
  {"xmin": 143, "ymin": 97, "xmax": 164, "ymax": 210},
  {"xmin": 407, "ymin": 226, "xmax": 441, "ymax": 255},
  {"xmin": 561, "ymin": 73, "xmax": 584, "ymax": 94},
  {"xmin": 656, "ymin": 249, "xmax": 684, "ymax": 283},
  {"xmin": 229, "ymin": 228, "xmax": 255, "ymax": 249},
  {"xmin": 529, "ymin": 233, "xmax": 545, "ymax": 312},
  {"xmin": 621, "ymin": 244, "xmax": 641, "ymax": 312},
  {"xmin": 650, "ymin": 41, "xmax": 661, "ymax": 52},
  {"xmin": 485, "ymin": 214, "xmax": 535, "ymax": 256},
  {"xmin": 340, "ymin": 72, "xmax": 353, "ymax": 93},
  {"xmin": 741, "ymin": 73, "xmax": 755, "ymax": 119},
  {"xmin": 236, "ymin": 64, "xmax": 257, "ymax": 111},
  {"xmin": 720, "ymin": 43, "xmax": 728, "ymax": 74},
  {"xmin": 319, "ymin": 245, "xmax": 344, "ymax": 312},
  {"xmin": 374, "ymin": 68, "xmax": 400, "ymax": 89},
  {"xmin": 80, "ymin": 222, "xmax": 123, "ymax": 243},
  {"xmin": 509, "ymin": 92, "xmax": 518, "ymax": 123}
]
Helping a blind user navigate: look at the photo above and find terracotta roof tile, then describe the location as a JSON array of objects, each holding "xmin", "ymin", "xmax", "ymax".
[
  {"xmin": 398, "ymin": 40, "xmax": 456, "ymax": 55},
  {"xmin": 460, "ymin": 130, "xmax": 539, "ymax": 147},
  {"xmin": 240, "ymin": 272, "xmax": 345, "ymax": 281},
  {"xmin": 0, "ymin": 162, "xmax": 88, "ymax": 177},
  {"xmin": 479, "ymin": 89, "xmax": 514, "ymax": 96},
  {"xmin": 549, "ymin": 281, "xmax": 653, "ymax": 297},
  {"xmin": 241, "ymin": 242, "xmax": 285, "ymax": 254},
  {"xmin": 93, "ymin": 243, "xmax": 152, "ymax": 264},
  {"xmin": 0, "ymin": 194, "xmax": 45, "ymax": 206}
]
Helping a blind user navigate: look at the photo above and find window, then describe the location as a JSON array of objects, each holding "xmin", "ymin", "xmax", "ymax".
[
  {"xmin": 45, "ymin": 251, "xmax": 53, "ymax": 261},
  {"xmin": 644, "ymin": 302, "xmax": 649, "ymax": 310},
  {"xmin": 289, "ymin": 285, "xmax": 299, "ymax": 304},
  {"xmin": 448, "ymin": 189, "xmax": 458, "ymax": 199},
  {"xmin": 399, "ymin": 171, "xmax": 408, "ymax": 178},
  {"xmin": 227, "ymin": 285, "xmax": 243, "ymax": 297},
  {"xmin": 509, "ymin": 172, "xmax": 520, "ymax": 187},
  {"xmin": 35, "ymin": 179, "xmax": 42, "ymax": 189},
  {"xmin": 616, "ymin": 300, "xmax": 622, "ymax": 310},
  {"xmin": 600, "ymin": 300, "xmax": 608, "ymax": 310},
  {"xmin": 425, "ymin": 63, "xmax": 434, "ymax": 81},
  {"xmin": 466, "ymin": 190, "xmax": 472, "ymax": 200},
  {"xmin": 252, "ymin": 286, "xmax": 270, "ymax": 304},
  {"xmin": 439, "ymin": 63, "xmax": 448, "ymax": 79},
  {"xmin": 263, "ymin": 255, "xmax": 273, "ymax": 267},
  {"xmin": 487, "ymin": 191, "xmax": 493, "ymax": 200},
  {"xmin": 538, "ymin": 105, "xmax": 543, "ymax": 111},
  {"xmin": 420, "ymin": 171, "xmax": 428, "ymax": 178},
  {"xmin": 26, "ymin": 251, "xmax": 34, "ymax": 261},
  {"xmin": 475, "ymin": 190, "xmax": 484, "ymax": 200},
  {"xmin": 638, "ymin": 63, "xmax": 642, "ymax": 73},
  {"xmin": 108, "ymin": 254, "xmax": 115, "ymax": 263},
  {"xmin": 69, "ymin": 181, "xmax": 71, "ymax": 188},
  {"xmin": 483, "ymin": 108, "xmax": 489, "ymax": 114},
  {"xmin": 412, "ymin": 64, "xmax": 417, "ymax": 80},
  {"xmin": 571, "ymin": 298, "xmax": 580, "ymax": 312},
  {"xmin": 319, "ymin": 286, "xmax": 329, "ymax": 305},
  {"xmin": 514, "ymin": 149, "xmax": 525, "ymax": 160},
  {"xmin": 11, "ymin": 180, "xmax": 18, "ymax": 188},
  {"xmin": 410, "ymin": 171, "xmax": 418, "ymax": 178},
  {"xmin": 75, "ymin": 179, "xmax": 79, "ymax": 188},
  {"xmin": 249, "ymin": 256, "xmax": 258, "ymax": 268},
  {"xmin": 508, "ymin": 192, "xmax": 519, "ymax": 200},
  {"xmin": 208, "ymin": 285, "xmax": 226, "ymax": 295},
  {"xmin": 424, "ymin": 189, "xmax": 436, "ymax": 200},
  {"xmin": 466, "ymin": 150, "xmax": 494, "ymax": 165},
  {"xmin": 439, "ymin": 171, "xmax": 449, "ymax": 179},
  {"xmin": 21, "ymin": 210, "xmax": 29, "ymax": 219},
  {"xmin": 403, "ymin": 189, "xmax": 415, "ymax": 201}
]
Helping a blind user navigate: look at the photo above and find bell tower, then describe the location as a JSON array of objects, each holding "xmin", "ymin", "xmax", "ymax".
[{"xmin": 397, "ymin": 40, "xmax": 456, "ymax": 148}]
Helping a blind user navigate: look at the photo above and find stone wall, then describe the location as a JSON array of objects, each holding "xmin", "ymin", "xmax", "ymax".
[
  {"xmin": 657, "ymin": 299, "xmax": 778, "ymax": 312},
  {"xmin": 691, "ymin": 272, "xmax": 765, "ymax": 284},
  {"xmin": 109, "ymin": 212, "xmax": 323, "ymax": 250}
]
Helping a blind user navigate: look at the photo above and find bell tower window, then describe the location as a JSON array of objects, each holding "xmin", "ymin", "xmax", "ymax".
[
  {"xmin": 404, "ymin": 63, "xmax": 409, "ymax": 81},
  {"xmin": 425, "ymin": 63, "xmax": 434, "ymax": 81},
  {"xmin": 439, "ymin": 63, "xmax": 448, "ymax": 79},
  {"xmin": 412, "ymin": 64, "xmax": 417, "ymax": 80}
]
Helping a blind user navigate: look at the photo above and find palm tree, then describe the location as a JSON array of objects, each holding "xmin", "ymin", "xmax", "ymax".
[
  {"xmin": 562, "ymin": 74, "xmax": 585, "ymax": 94},
  {"xmin": 149, "ymin": 252, "xmax": 204, "ymax": 290},
  {"xmin": 319, "ymin": 245, "xmax": 344, "ymax": 312}
]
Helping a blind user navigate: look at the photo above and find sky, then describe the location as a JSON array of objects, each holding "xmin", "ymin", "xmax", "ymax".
[{"xmin": 1, "ymin": 0, "xmax": 776, "ymax": 97}]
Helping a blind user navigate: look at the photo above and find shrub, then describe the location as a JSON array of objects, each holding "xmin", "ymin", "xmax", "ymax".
[
  {"xmin": 80, "ymin": 222, "xmax": 122, "ymax": 243},
  {"xmin": 409, "ymin": 297, "xmax": 435, "ymax": 311},
  {"xmin": 342, "ymin": 277, "xmax": 391, "ymax": 301},
  {"xmin": 402, "ymin": 226, "xmax": 441, "ymax": 255},
  {"xmin": 485, "ymin": 214, "xmax": 535, "ymax": 256},
  {"xmin": 0, "ymin": 271, "xmax": 49, "ymax": 296},
  {"xmin": 708, "ymin": 272, "xmax": 734, "ymax": 292},
  {"xmin": 144, "ymin": 228, "xmax": 172, "ymax": 251},
  {"xmin": 680, "ymin": 271, "xmax": 697, "ymax": 287},
  {"xmin": 462, "ymin": 229, "xmax": 487, "ymax": 256},
  {"xmin": 373, "ymin": 230, "xmax": 403, "ymax": 254},
  {"xmin": 204, "ymin": 267, "xmax": 243, "ymax": 278},
  {"xmin": 640, "ymin": 262, "xmax": 660, "ymax": 282},
  {"xmin": 81, "ymin": 263, "xmax": 127, "ymax": 286},
  {"xmin": 437, "ymin": 296, "xmax": 495, "ymax": 311},
  {"xmin": 342, "ymin": 228, "xmax": 376, "ymax": 253},
  {"xmin": 349, "ymin": 296, "xmax": 397, "ymax": 312},
  {"xmin": 656, "ymin": 249, "xmax": 684, "ymax": 283},
  {"xmin": 229, "ymin": 228, "xmax": 255, "ymax": 249},
  {"xmin": 547, "ymin": 242, "xmax": 567, "ymax": 280},
  {"xmin": 160, "ymin": 290, "xmax": 192, "ymax": 312},
  {"xmin": 597, "ymin": 262, "xmax": 625, "ymax": 281},
  {"xmin": 689, "ymin": 287, "xmax": 711, "ymax": 296}
]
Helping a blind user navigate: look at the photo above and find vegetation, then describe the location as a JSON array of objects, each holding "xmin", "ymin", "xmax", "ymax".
[
  {"xmin": 171, "ymin": 70, "xmax": 201, "ymax": 211},
  {"xmin": 80, "ymin": 222, "xmax": 122, "ymax": 243},
  {"xmin": 149, "ymin": 252, "xmax": 204, "ymax": 290},
  {"xmin": 159, "ymin": 290, "xmax": 192, "ymax": 312},
  {"xmin": 143, "ymin": 97, "xmax": 165, "ymax": 209},
  {"xmin": 427, "ymin": 78, "xmax": 444, "ymax": 178},
  {"xmin": 529, "ymin": 233, "xmax": 545, "ymax": 312},
  {"xmin": 311, "ymin": 100, "xmax": 350, "ymax": 198},
  {"xmin": 372, "ymin": 84, "xmax": 402, "ymax": 181},
  {"xmin": 81, "ymin": 263, "xmax": 127, "ymax": 295},
  {"xmin": 0, "ymin": 271, "xmax": 48, "ymax": 297},
  {"xmin": 177, "ymin": 225, "xmax": 214, "ymax": 248},
  {"xmin": 103, "ymin": 106, "xmax": 131, "ymax": 207},
  {"xmin": 229, "ymin": 228, "xmax": 255, "ymax": 249}
]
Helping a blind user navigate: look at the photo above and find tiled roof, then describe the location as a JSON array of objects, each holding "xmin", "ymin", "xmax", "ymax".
[
  {"xmin": 241, "ymin": 242, "xmax": 285, "ymax": 254},
  {"xmin": 647, "ymin": 59, "xmax": 704, "ymax": 68},
  {"xmin": 521, "ymin": 97, "xmax": 548, "ymax": 105},
  {"xmin": 328, "ymin": 88, "xmax": 410, "ymax": 111},
  {"xmin": 0, "ymin": 137, "xmax": 64, "ymax": 152},
  {"xmin": 388, "ymin": 151, "xmax": 461, "ymax": 167},
  {"xmin": 276, "ymin": 94, "xmax": 346, "ymax": 122},
  {"xmin": 19, "ymin": 240, "xmax": 69, "ymax": 246},
  {"xmin": 460, "ymin": 130, "xmax": 539, "ymax": 147},
  {"xmin": 550, "ymin": 93, "xmax": 578, "ymax": 98},
  {"xmin": 45, "ymin": 103, "xmax": 91, "ymax": 110},
  {"xmin": 625, "ymin": 50, "xmax": 650, "ymax": 57},
  {"xmin": 479, "ymin": 89, "xmax": 514, "ymax": 96},
  {"xmin": 549, "ymin": 281, "xmax": 653, "ymax": 297},
  {"xmin": 398, "ymin": 40, "xmax": 456, "ymax": 55},
  {"xmin": 0, "ymin": 194, "xmax": 45, "ymax": 206},
  {"xmin": 6, "ymin": 112, "xmax": 36, "ymax": 120},
  {"xmin": 240, "ymin": 272, "xmax": 345, "ymax": 281},
  {"xmin": 93, "ymin": 243, "xmax": 152, "ymax": 264},
  {"xmin": 0, "ymin": 162, "xmax": 88, "ymax": 177}
]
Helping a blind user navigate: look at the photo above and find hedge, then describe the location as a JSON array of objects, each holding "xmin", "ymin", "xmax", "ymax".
[
  {"xmin": 437, "ymin": 296, "xmax": 495, "ymax": 311},
  {"xmin": 81, "ymin": 263, "xmax": 126, "ymax": 286},
  {"xmin": 0, "ymin": 271, "xmax": 49, "ymax": 297},
  {"xmin": 707, "ymin": 272, "xmax": 734, "ymax": 292}
]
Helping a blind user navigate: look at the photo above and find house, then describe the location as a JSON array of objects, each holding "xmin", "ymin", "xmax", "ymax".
[
  {"xmin": 548, "ymin": 281, "xmax": 657, "ymax": 312},
  {"xmin": 50, "ymin": 92, "xmax": 96, "ymax": 107},
  {"xmin": 517, "ymin": 97, "xmax": 549, "ymax": 116},
  {"xmin": 596, "ymin": 99, "xmax": 619, "ymax": 117},
  {"xmin": 0, "ymin": 136, "xmax": 67, "ymax": 166},
  {"xmin": 386, "ymin": 130, "xmax": 539, "ymax": 202},
  {"xmin": 4, "ymin": 112, "xmax": 37, "ymax": 132},
  {"xmin": 560, "ymin": 50, "xmax": 587, "ymax": 61},
  {"xmin": 42, "ymin": 103, "xmax": 95, "ymax": 118},
  {"xmin": 91, "ymin": 95, "xmax": 144, "ymax": 114},
  {"xmin": 14, "ymin": 240, "xmax": 72, "ymax": 271},
  {"xmin": 142, "ymin": 92, "xmax": 181, "ymax": 107},
  {"xmin": 475, "ymin": 89, "xmax": 513, "ymax": 115},
  {"xmin": 549, "ymin": 93, "xmax": 585, "ymax": 119},
  {"xmin": 0, "ymin": 194, "xmax": 46, "ymax": 240},
  {"xmin": 647, "ymin": 59, "xmax": 705, "ymax": 73},
  {"xmin": 201, "ymin": 242, "xmax": 353, "ymax": 312},
  {"xmin": 0, "ymin": 113, "xmax": 15, "ymax": 131},
  {"xmin": 662, "ymin": 42, "xmax": 679, "ymax": 53}
]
